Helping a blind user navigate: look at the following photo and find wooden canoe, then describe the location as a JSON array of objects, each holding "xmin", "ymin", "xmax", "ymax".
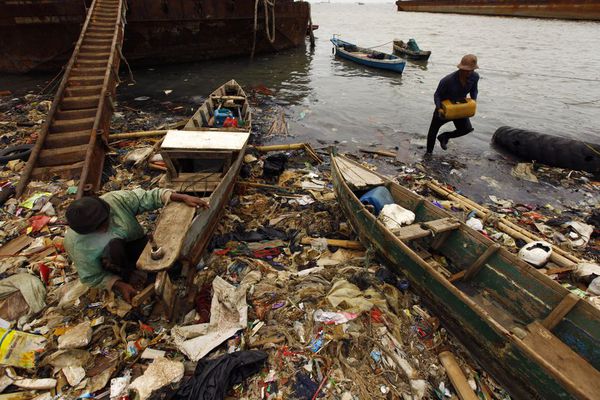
[
  {"xmin": 330, "ymin": 36, "xmax": 406, "ymax": 74},
  {"xmin": 184, "ymin": 79, "xmax": 251, "ymax": 132},
  {"xmin": 393, "ymin": 39, "xmax": 431, "ymax": 61},
  {"xmin": 137, "ymin": 80, "xmax": 251, "ymax": 272},
  {"xmin": 331, "ymin": 153, "xmax": 600, "ymax": 400}
]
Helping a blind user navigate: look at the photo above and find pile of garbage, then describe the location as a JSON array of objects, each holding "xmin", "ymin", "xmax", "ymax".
[{"xmin": 2, "ymin": 89, "xmax": 599, "ymax": 400}]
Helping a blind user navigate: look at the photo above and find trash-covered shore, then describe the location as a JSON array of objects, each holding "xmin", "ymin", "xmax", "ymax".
[{"xmin": 0, "ymin": 91, "xmax": 599, "ymax": 399}]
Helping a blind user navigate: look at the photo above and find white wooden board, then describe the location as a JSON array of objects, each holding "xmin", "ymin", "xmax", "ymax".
[{"xmin": 162, "ymin": 130, "xmax": 250, "ymax": 151}]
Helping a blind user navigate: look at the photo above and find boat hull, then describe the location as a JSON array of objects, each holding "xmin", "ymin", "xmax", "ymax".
[
  {"xmin": 330, "ymin": 154, "xmax": 600, "ymax": 400},
  {"xmin": 331, "ymin": 38, "xmax": 406, "ymax": 74},
  {"xmin": 393, "ymin": 45, "xmax": 431, "ymax": 61},
  {"xmin": 395, "ymin": 0, "xmax": 600, "ymax": 21},
  {"xmin": 0, "ymin": 0, "xmax": 310, "ymax": 73}
]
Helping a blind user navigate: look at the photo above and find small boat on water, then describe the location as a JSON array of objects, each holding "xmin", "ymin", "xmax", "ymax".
[
  {"xmin": 330, "ymin": 36, "xmax": 406, "ymax": 74},
  {"xmin": 331, "ymin": 153, "xmax": 600, "ymax": 400},
  {"xmin": 138, "ymin": 79, "xmax": 251, "ymax": 273},
  {"xmin": 393, "ymin": 39, "xmax": 431, "ymax": 61}
]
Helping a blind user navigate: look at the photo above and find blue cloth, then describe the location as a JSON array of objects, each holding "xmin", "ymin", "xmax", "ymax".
[{"xmin": 433, "ymin": 70, "xmax": 479, "ymax": 109}]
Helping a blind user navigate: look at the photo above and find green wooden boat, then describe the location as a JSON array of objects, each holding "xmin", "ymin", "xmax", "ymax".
[{"xmin": 331, "ymin": 153, "xmax": 600, "ymax": 400}]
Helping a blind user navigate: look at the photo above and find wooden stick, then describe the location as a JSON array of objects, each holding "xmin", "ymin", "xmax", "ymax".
[
  {"xmin": 303, "ymin": 143, "xmax": 324, "ymax": 164},
  {"xmin": 108, "ymin": 130, "xmax": 167, "ymax": 141},
  {"xmin": 438, "ymin": 351, "xmax": 479, "ymax": 400},
  {"xmin": 427, "ymin": 180, "xmax": 580, "ymax": 269},
  {"xmin": 253, "ymin": 143, "xmax": 305, "ymax": 152},
  {"xmin": 238, "ymin": 181, "xmax": 296, "ymax": 193},
  {"xmin": 132, "ymin": 284, "xmax": 155, "ymax": 307},
  {"xmin": 148, "ymin": 163, "xmax": 167, "ymax": 172},
  {"xmin": 359, "ymin": 148, "xmax": 397, "ymax": 158},
  {"xmin": 300, "ymin": 237, "xmax": 364, "ymax": 250}
]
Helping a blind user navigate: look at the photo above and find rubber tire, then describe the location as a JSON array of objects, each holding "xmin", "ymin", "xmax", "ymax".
[
  {"xmin": 492, "ymin": 126, "xmax": 600, "ymax": 174},
  {"xmin": 0, "ymin": 144, "xmax": 33, "ymax": 164}
]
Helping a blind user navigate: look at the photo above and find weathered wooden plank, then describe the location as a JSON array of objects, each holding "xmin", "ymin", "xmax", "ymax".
[
  {"xmin": 136, "ymin": 202, "xmax": 196, "ymax": 272},
  {"xmin": 0, "ymin": 235, "xmax": 33, "ymax": 256},
  {"xmin": 523, "ymin": 321, "xmax": 600, "ymax": 400},
  {"xmin": 336, "ymin": 156, "xmax": 384, "ymax": 189},
  {"xmin": 395, "ymin": 223, "xmax": 431, "ymax": 241},
  {"xmin": 423, "ymin": 217, "xmax": 460, "ymax": 234}
]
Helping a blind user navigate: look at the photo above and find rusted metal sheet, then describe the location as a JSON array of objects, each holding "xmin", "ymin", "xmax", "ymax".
[
  {"xmin": 395, "ymin": 0, "xmax": 600, "ymax": 21},
  {"xmin": 0, "ymin": 0, "xmax": 310, "ymax": 73},
  {"xmin": 16, "ymin": 0, "xmax": 126, "ymax": 198}
]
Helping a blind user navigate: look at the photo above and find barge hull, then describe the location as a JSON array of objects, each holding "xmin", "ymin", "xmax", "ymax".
[
  {"xmin": 0, "ymin": 0, "xmax": 310, "ymax": 73},
  {"xmin": 395, "ymin": 0, "xmax": 600, "ymax": 21}
]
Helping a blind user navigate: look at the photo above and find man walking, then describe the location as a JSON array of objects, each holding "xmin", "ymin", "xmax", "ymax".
[{"xmin": 426, "ymin": 54, "xmax": 479, "ymax": 154}]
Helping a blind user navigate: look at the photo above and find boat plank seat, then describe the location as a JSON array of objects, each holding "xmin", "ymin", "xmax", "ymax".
[
  {"xmin": 395, "ymin": 218, "xmax": 460, "ymax": 242},
  {"xmin": 422, "ymin": 217, "xmax": 460, "ymax": 234},
  {"xmin": 335, "ymin": 156, "xmax": 384, "ymax": 189},
  {"xmin": 210, "ymin": 95, "xmax": 246, "ymax": 101},
  {"xmin": 522, "ymin": 321, "xmax": 600, "ymax": 399}
]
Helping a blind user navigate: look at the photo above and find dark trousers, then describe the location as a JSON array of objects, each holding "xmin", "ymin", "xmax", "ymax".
[
  {"xmin": 101, "ymin": 237, "xmax": 148, "ymax": 282},
  {"xmin": 426, "ymin": 110, "xmax": 474, "ymax": 153}
]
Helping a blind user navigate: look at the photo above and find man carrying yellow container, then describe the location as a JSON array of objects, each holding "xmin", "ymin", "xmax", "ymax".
[{"xmin": 425, "ymin": 54, "xmax": 479, "ymax": 155}]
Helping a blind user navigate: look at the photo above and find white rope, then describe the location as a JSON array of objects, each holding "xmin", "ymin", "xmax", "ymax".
[{"xmin": 251, "ymin": 0, "xmax": 276, "ymax": 60}]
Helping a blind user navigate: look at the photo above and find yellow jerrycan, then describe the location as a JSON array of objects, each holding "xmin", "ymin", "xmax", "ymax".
[{"xmin": 441, "ymin": 98, "xmax": 476, "ymax": 120}]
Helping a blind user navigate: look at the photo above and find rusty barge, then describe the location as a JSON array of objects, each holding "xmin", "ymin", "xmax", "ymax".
[
  {"xmin": 0, "ymin": 0, "xmax": 311, "ymax": 74},
  {"xmin": 395, "ymin": 0, "xmax": 600, "ymax": 21}
]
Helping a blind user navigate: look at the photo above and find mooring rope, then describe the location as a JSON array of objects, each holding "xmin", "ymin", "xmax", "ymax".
[{"xmin": 251, "ymin": 0, "xmax": 276, "ymax": 60}]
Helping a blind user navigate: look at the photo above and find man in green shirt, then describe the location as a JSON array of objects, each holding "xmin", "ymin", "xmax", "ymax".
[{"xmin": 64, "ymin": 188, "xmax": 207, "ymax": 302}]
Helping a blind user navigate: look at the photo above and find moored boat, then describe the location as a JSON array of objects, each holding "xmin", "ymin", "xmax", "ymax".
[
  {"xmin": 330, "ymin": 36, "xmax": 406, "ymax": 74},
  {"xmin": 393, "ymin": 39, "xmax": 431, "ymax": 61},
  {"xmin": 331, "ymin": 153, "xmax": 600, "ymax": 400},
  {"xmin": 137, "ymin": 79, "xmax": 251, "ymax": 273},
  {"xmin": 0, "ymin": 0, "xmax": 311, "ymax": 73},
  {"xmin": 395, "ymin": 0, "xmax": 600, "ymax": 21}
]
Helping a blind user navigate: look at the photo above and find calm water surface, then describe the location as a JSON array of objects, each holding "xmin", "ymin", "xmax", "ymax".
[{"xmin": 2, "ymin": 3, "xmax": 599, "ymax": 205}]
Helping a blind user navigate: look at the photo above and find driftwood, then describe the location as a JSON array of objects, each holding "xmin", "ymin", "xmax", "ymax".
[
  {"xmin": 300, "ymin": 237, "xmax": 364, "ymax": 250},
  {"xmin": 359, "ymin": 148, "xmax": 397, "ymax": 158},
  {"xmin": 252, "ymin": 143, "xmax": 323, "ymax": 164},
  {"xmin": 438, "ymin": 351, "xmax": 478, "ymax": 400}
]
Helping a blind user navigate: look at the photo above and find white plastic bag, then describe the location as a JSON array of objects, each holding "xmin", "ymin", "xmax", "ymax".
[{"xmin": 378, "ymin": 204, "xmax": 415, "ymax": 231}]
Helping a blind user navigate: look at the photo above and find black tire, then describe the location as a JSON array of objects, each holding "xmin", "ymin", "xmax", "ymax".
[
  {"xmin": 0, "ymin": 144, "xmax": 33, "ymax": 164},
  {"xmin": 492, "ymin": 126, "xmax": 600, "ymax": 174}
]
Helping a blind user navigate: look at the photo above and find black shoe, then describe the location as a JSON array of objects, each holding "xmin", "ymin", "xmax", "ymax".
[{"xmin": 438, "ymin": 135, "xmax": 449, "ymax": 150}]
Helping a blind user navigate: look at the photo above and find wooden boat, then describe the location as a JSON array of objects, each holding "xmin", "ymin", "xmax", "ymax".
[
  {"xmin": 395, "ymin": 0, "xmax": 600, "ymax": 21},
  {"xmin": 331, "ymin": 153, "xmax": 600, "ymax": 400},
  {"xmin": 138, "ymin": 79, "xmax": 250, "ymax": 274},
  {"xmin": 183, "ymin": 79, "xmax": 251, "ymax": 133},
  {"xmin": 393, "ymin": 39, "xmax": 431, "ymax": 61},
  {"xmin": 330, "ymin": 36, "xmax": 406, "ymax": 74}
]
